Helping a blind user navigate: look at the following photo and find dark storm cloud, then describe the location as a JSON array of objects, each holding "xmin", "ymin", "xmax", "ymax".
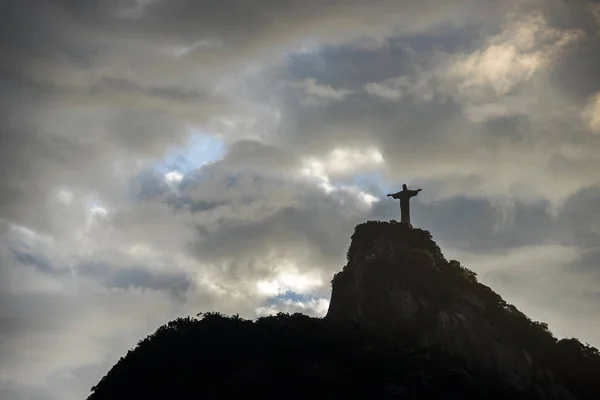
[
  {"xmin": 220, "ymin": 140, "xmax": 302, "ymax": 172},
  {"xmin": 3, "ymin": 235, "xmax": 192, "ymax": 299},
  {"xmin": 571, "ymin": 248, "xmax": 600, "ymax": 276},
  {"xmin": 371, "ymin": 189, "xmax": 580, "ymax": 253},
  {"xmin": 104, "ymin": 266, "xmax": 192, "ymax": 297},
  {"xmin": 1, "ymin": 0, "xmax": 501, "ymax": 94},
  {"xmin": 9, "ymin": 250, "xmax": 55, "ymax": 274},
  {"xmin": 556, "ymin": 185, "xmax": 600, "ymax": 250},
  {"xmin": 281, "ymin": 25, "xmax": 485, "ymax": 90},
  {"xmin": 130, "ymin": 168, "xmax": 171, "ymax": 201},
  {"xmin": 92, "ymin": 77, "xmax": 219, "ymax": 103},
  {"xmin": 540, "ymin": 0, "xmax": 599, "ymax": 33},
  {"xmin": 50, "ymin": 0, "xmax": 499, "ymax": 52},
  {"xmin": 276, "ymin": 83, "xmax": 466, "ymax": 154},
  {"xmin": 106, "ymin": 109, "xmax": 188, "ymax": 153},
  {"xmin": 73, "ymin": 260, "xmax": 193, "ymax": 298},
  {"xmin": 546, "ymin": 20, "xmax": 600, "ymax": 104}
]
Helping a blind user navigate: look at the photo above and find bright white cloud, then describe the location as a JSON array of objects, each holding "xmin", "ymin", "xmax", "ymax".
[
  {"xmin": 365, "ymin": 76, "xmax": 411, "ymax": 102},
  {"xmin": 446, "ymin": 12, "xmax": 582, "ymax": 104},
  {"xmin": 359, "ymin": 191, "xmax": 378, "ymax": 205},
  {"xmin": 449, "ymin": 44, "xmax": 540, "ymax": 98},
  {"xmin": 298, "ymin": 151, "xmax": 381, "ymax": 209},
  {"xmin": 90, "ymin": 206, "xmax": 108, "ymax": 218},
  {"xmin": 300, "ymin": 146, "xmax": 384, "ymax": 178},
  {"xmin": 327, "ymin": 147, "xmax": 384, "ymax": 174},
  {"xmin": 56, "ymin": 189, "xmax": 74, "ymax": 205},
  {"xmin": 583, "ymin": 92, "xmax": 600, "ymax": 134},
  {"xmin": 165, "ymin": 170, "xmax": 184, "ymax": 183},
  {"xmin": 86, "ymin": 206, "xmax": 109, "ymax": 233},
  {"xmin": 291, "ymin": 78, "xmax": 354, "ymax": 100},
  {"xmin": 255, "ymin": 297, "xmax": 330, "ymax": 317},
  {"xmin": 256, "ymin": 264, "xmax": 323, "ymax": 296}
]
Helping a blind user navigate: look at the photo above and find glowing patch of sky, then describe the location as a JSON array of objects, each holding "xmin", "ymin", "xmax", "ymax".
[
  {"xmin": 165, "ymin": 171, "xmax": 184, "ymax": 184},
  {"xmin": 56, "ymin": 189, "xmax": 74, "ymax": 205},
  {"xmin": 256, "ymin": 268, "xmax": 323, "ymax": 297},
  {"xmin": 265, "ymin": 291, "xmax": 323, "ymax": 306},
  {"xmin": 343, "ymin": 170, "xmax": 397, "ymax": 195},
  {"xmin": 325, "ymin": 169, "xmax": 408, "ymax": 202},
  {"xmin": 156, "ymin": 131, "xmax": 226, "ymax": 176},
  {"xmin": 298, "ymin": 147, "xmax": 388, "ymax": 201},
  {"xmin": 85, "ymin": 198, "xmax": 109, "ymax": 214},
  {"xmin": 255, "ymin": 297, "xmax": 330, "ymax": 317}
]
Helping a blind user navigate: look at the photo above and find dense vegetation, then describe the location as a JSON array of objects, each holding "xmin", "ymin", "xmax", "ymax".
[
  {"xmin": 89, "ymin": 312, "xmax": 544, "ymax": 400},
  {"xmin": 88, "ymin": 221, "xmax": 600, "ymax": 399}
]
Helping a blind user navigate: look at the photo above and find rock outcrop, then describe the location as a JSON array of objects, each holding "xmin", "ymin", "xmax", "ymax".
[{"xmin": 327, "ymin": 221, "xmax": 574, "ymax": 398}]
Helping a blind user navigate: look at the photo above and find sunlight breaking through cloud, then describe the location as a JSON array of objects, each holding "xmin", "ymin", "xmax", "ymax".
[
  {"xmin": 165, "ymin": 171, "xmax": 184, "ymax": 184},
  {"xmin": 255, "ymin": 297, "xmax": 330, "ymax": 317},
  {"xmin": 56, "ymin": 189, "xmax": 74, "ymax": 205},
  {"xmin": 256, "ymin": 271, "xmax": 323, "ymax": 297},
  {"xmin": 298, "ymin": 147, "xmax": 383, "ymax": 208},
  {"xmin": 256, "ymin": 261, "xmax": 324, "ymax": 297}
]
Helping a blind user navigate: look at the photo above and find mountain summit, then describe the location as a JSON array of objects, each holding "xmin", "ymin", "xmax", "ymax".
[
  {"xmin": 327, "ymin": 221, "xmax": 600, "ymax": 398},
  {"xmin": 88, "ymin": 221, "xmax": 600, "ymax": 400}
]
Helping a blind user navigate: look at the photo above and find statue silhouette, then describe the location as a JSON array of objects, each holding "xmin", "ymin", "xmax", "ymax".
[{"xmin": 387, "ymin": 184, "xmax": 422, "ymax": 226}]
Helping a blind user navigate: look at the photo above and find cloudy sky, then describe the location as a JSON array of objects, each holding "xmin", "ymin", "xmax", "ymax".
[{"xmin": 2, "ymin": 0, "xmax": 600, "ymax": 398}]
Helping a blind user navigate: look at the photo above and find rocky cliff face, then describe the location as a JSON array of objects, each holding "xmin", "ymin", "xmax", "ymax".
[{"xmin": 326, "ymin": 221, "xmax": 574, "ymax": 399}]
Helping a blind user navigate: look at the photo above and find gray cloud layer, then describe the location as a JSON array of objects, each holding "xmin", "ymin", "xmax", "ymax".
[{"xmin": 2, "ymin": 0, "xmax": 600, "ymax": 399}]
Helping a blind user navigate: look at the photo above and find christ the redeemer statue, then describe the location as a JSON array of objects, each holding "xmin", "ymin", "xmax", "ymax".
[{"xmin": 387, "ymin": 184, "xmax": 422, "ymax": 226}]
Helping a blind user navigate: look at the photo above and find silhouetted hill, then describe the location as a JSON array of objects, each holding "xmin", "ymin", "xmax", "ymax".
[{"xmin": 88, "ymin": 221, "xmax": 600, "ymax": 400}]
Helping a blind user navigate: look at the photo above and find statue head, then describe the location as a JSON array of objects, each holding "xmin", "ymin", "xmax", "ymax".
[{"xmin": 402, "ymin": 184, "xmax": 407, "ymax": 190}]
